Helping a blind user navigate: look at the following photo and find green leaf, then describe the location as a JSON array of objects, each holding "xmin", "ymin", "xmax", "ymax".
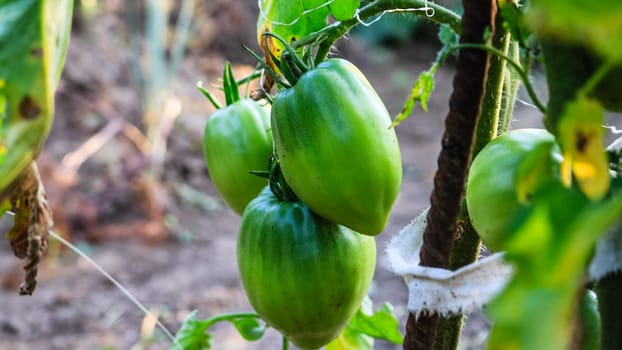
[
  {"xmin": 222, "ymin": 61, "xmax": 240, "ymax": 106},
  {"xmin": 257, "ymin": 0, "xmax": 330, "ymax": 70},
  {"xmin": 326, "ymin": 297, "xmax": 402, "ymax": 349},
  {"xmin": 172, "ymin": 311, "xmax": 265, "ymax": 350},
  {"xmin": 0, "ymin": 0, "xmax": 73, "ymax": 196},
  {"xmin": 348, "ymin": 303, "xmax": 403, "ymax": 344},
  {"xmin": 392, "ymin": 70, "xmax": 435, "ymax": 127},
  {"xmin": 326, "ymin": 328, "xmax": 373, "ymax": 350},
  {"xmin": 527, "ymin": 0, "xmax": 622, "ymax": 62},
  {"xmin": 329, "ymin": 0, "xmax": 360, "ymax": 21},
  {"xmin": 498, "ymin": 0, "xmax": 529, "ymax": 47},
  {"xmin": 172, "ymin": 311, "xmax": 212, "ymax": 350},
  {"xmin": 557, "ymin": 97, "xmax": 610, "ymax": 200},
  {"xmin": 487, "ymin": 181, "xmax": 622, "ymax": 350},
  {"xmin": 438, "ymin": 24, "xmax": 459, "ymax": 48},
  {"xmin": 228, "ymin": 317, "xmax": 267, "ymax": 341}
]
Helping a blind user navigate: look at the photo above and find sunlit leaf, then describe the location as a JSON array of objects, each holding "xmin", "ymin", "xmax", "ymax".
[
  {"xmin": 172, "ymin": 312, "xmax": 265, "ymax": 350},
  {"xmin": 392, "ymin": 70, "xmax": 435, "ymax": 128},
  {"xmin": 0, "ymin": 0, "xmax": 73, "ymax": 196},
  {"xmin": 326, "ymin": 297, "xmax": 402, "ymax": 350},
  {"xmin": 229, "ymin": 317, "xmax": 267, "ymax": 341},
  {"xmin": 329, "ymin": 0, "xmax": 360, "ymax": 21},
  {"xmin": 487, "ymin": 181, "xmax": 622, "ymax": 350},
  {"xmin": 527, "ymin": 0, "xmax": 622, "ymax": 62},
  {"xmin": 257, "ymin": 0, "xmax": 330, "ymax": 71},
  {"xmin": 557, "ymin": 97, "xmax": 610, "ymax": 200},
  {"xmin": 172, "ymin": 311, "xmax": 212, "ymax": 350}
]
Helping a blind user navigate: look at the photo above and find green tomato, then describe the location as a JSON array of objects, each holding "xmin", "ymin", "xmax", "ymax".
[
  {"xmin": 466, "ymin": 129, "xmax": 560, "ymax": 251},
  {"xmin": 237, "ymin": 187, "xmax": 376, "ymax": 349},
  {"xmin": 579, "ymin": 289, "xmax": 601, "ymax": 350},
  {"xmin": 271, "ymin": 58, "xmax": 402, "ymax": 236},
  {"xmin": 203, "ymin": 99, "xmax": 272, "ymax": 214}
]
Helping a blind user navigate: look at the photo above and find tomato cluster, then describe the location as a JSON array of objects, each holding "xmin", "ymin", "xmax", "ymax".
[{"xmin": 201, "ymin": 56, "xmax": 401, "ymax": 348}]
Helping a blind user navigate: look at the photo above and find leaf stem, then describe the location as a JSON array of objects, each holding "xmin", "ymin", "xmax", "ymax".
[
  {"xmin": 292, "ymin": 0, "xmax": 461, "ymax": 64},
  {"xmin": 200, "ymin": 312, "xmax": 262, "ymax": 329}
]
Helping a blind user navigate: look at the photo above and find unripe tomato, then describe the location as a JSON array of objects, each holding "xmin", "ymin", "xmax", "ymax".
[
  {"xmin": 203, "ymin": 99, "xmax": 272, "ymax": 214},
  {"xmin": 237, "ymin": 187, "xmax": 376, "ymax": 349},
  {"xmin": 271, "ymin": 58, "xmax": 402, "ymax": 236},
  {"xmin": 466, "ymin": 129, "xmax": 561, "ymax": 251}
]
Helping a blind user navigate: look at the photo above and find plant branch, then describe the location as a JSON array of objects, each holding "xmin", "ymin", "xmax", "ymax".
[
  {"xmin": 403, "ymin": 0, "xmax": 496, "ymax": 348},
  {"xmin": 448, "ymin": 43, "xmax": 546, "ymax": 113},
  {"xmin": 293, "ymin": 0, "xmax": 461, "ymax": 63}
]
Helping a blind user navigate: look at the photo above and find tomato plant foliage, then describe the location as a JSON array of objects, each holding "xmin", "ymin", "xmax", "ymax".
[{"xmin": 0, "ymin": 0, "xmax": 72, "ymax": 197}]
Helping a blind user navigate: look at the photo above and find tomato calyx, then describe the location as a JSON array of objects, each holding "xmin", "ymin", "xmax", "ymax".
[
  {"xmin": 245, "ymin": 32, "xmax": 314, "ymax": 90},
  {"xmin": 262, "ymin": 32, "xmax": 310, "ymax": 86},
  {"xmin": 268, "ymin": 155, "xmax": 299, "ymax": 202},
  {"xmin": 197, "ymin": 61, "xmax": 242, "ymax": 110},
  {"xmin": 250, "ymin": 155, "xmax": 298, "ymax": 202}
]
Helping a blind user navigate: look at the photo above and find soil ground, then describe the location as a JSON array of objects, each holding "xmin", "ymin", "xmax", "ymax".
[{"xmin": 0, "ymin": 1, "xmax": 551, "ymax": 349}]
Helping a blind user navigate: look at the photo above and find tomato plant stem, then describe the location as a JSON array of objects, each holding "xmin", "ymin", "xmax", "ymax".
[
  {"xmin": 403, "ymin": 0, "xmax": 496, "ymax": 348},
  {"xmin": 596, "ymin": 273, "xmax": 622, "ymax": 350},
  {"xmin": 449, "ymin": 43, "xmax": 545, "ymax": 113},
  {"xmin": 497, "ymin": 41, "xmax": 520, "ymax": 134},
  {"xmin": 292, "ymin": 0, "xmax": 461, "ymax": 63},
  {"xmin": 473, "ymin": 12, "xmax": 511, "ymax": 148}
]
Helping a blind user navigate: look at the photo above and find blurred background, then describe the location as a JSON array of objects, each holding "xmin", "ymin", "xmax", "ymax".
[{"xmin": 0, "ymin": 0, "xmax": 547, "ymax": 349}]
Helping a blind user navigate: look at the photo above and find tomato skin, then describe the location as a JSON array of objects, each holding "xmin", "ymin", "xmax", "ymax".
[
  {"xmin": 271, "ymin": 58, "xmax": 402, "ymax": 236},
  {"xmin": 466, "ymin": 129, "xmax": 559, "ymax": 251},
  {"xmin": 237, "ymin": 187, "xmax": 376, "ymax": 349},
  {"xmin": 203, "ymin": 99, "xmax": 272, "ymax": 215}
]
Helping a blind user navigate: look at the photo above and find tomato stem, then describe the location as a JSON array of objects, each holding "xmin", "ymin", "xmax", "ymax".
[
  {"xmin": 292, "ymin": 0, "xmax": 461, "ymax": 65},
  {"xmin": 268, "ymin": 156, "xmax": 299, "ymax": 202},
  {"xmin": 447, "ymin": 43, "xmax": 545, "ymax": 113},
  {"xmin": 243, "ymin": 44, "xmax": 292, "ymax": 89}
]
